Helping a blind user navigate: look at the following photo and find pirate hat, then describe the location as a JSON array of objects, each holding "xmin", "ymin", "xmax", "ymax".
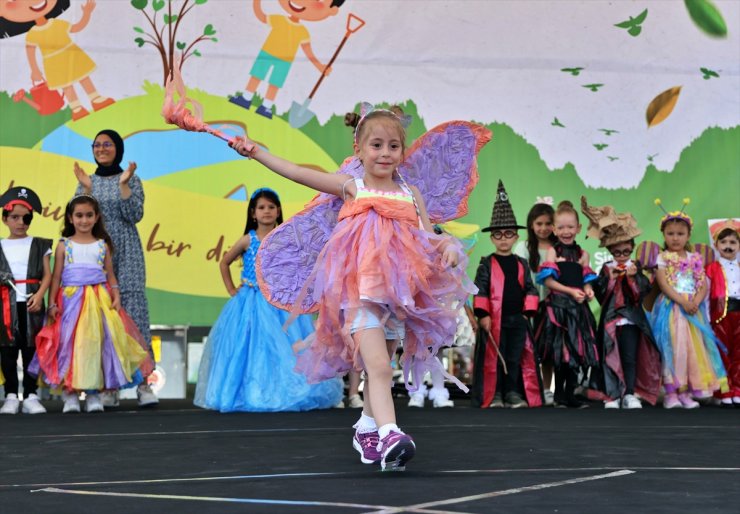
[
  {"xmin": 0, "ymin": 186, "xmax": 42, "ymax": 213},
  {"xmin": 482, "ymin": 180, "xmax": 525, "ymax": 232}
]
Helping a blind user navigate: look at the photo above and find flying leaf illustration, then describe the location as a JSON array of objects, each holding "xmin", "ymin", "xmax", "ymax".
[
  {"xmin": 561, "ymin": 67, "xmax": 584, "ymax": 76},
  {"xmin": 607, "ymin": 156, "xmax": 619, "ymax": 161},
  {"xmin": 551, "ymin": 117, "xmax": 565, "ymax": 128},
  {"xmin": 583, "ymin": 84, "xmax": 604, "ymax": 92},
  {"xmin": 700, "ymin": 67, "xmax": 719, "ymax": 79},
  {"xmin": 615, "ymin": 9, "xmax": 648, "ymax": 37},
  {"xmin": 593, "ymin": 143, "xmax": 608, "ymax": 151},
  {"xmin": 684, "ymin": 0, "xmax": 727, "ymax": 37},
  {"xmin": 599, "ymin": 128, "xmax": 619, "ymax": 136},
  {"xmin": 646, "ymin": 86, "xmax": 682, "ymax": 128}
]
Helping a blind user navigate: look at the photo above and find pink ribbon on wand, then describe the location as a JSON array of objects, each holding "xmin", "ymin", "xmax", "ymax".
[{"xmin": 162, "ymin": 64, "xmax": 234, "ymax": 144}]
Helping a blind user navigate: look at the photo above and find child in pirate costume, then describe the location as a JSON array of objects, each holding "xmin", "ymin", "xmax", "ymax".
[
  {"xmin": 581, "ymin": 197, "xmax": 661, "ymax": 409},
  {"xmin": 471, "ymin": 181, "xmax": 542, "ymax": 409},
  {"xmin": 705, "ymin": 219, "xmax": 740, "ymax": 406},
  {"xmin": 0, "ymin": 187, "xmax": 52, "ymax": 415}
]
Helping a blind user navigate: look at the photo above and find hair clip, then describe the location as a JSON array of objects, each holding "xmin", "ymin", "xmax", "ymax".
[
  {"xmin": 354, "ymin": 102, "xmax": 412, "ymax": 143},
  {"xmin": 535, "ymin": 196, "xmax": 554, "ymax": 206}
]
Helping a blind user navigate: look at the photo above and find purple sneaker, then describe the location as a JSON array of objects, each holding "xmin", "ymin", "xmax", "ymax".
[
  {"xmin": 379, "ymin": 431, "xmax": 416, "ymax": 471},
  {"xmin": 352, "ymin": 430, "xmax": 381, "ymax": 464}
]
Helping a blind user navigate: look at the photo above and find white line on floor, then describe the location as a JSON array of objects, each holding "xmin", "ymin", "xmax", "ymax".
[
  {"xmin": 364, "ymin": 470, "xmax": 636, "ymax": 514},
  {"xmin": 33, "ymin": 487, "xmax": 471, "ymax": 514}
]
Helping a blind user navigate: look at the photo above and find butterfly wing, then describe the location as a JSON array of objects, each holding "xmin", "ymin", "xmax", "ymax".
[
  {"xmin": 399, "ymin": 121, "xmax": 492, "ymax": 223},
  {"xmin": 256, "ymin": 158, "xmax": 363, "ymax": 313},
  {"xmin": 635, "ymin": 241, "xmax": 661, "ymax": 269}
]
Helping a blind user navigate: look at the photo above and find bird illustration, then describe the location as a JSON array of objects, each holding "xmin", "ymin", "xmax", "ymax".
[
  {"xmin": 551, "ymin": 117, "xmax": 566, "ymax": 128},
  {"xmin": 607, "ymin": 156, "xmax": 619, "ymax": 162},
  {"xmin": 615, "ymin": 9, "xmax": 648, "ymax": 37},
  {"xmin": 561, "ymin": 67, "xmax": 584, "ymax": 76},
  {"xmin": 593, "ymin": 143, "xmax": 609, "ymax": 151},
  {"xmin": 583, "ymin": 84, "xmax": 604, "ymax": 92},
  {"xmin": 700, "ymin": 67, "xmax": 719, "ymax": 80},
  {"xmin": 647, "ymin": 153, "xmax": 659, "ymax": 162},
  {"xmin": 599, "ymin": 128, "xmax": 619, "ymax": 136}
]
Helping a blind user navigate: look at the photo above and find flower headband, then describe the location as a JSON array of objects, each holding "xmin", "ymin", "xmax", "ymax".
[
  {"xmin": 655, "ymin": 197, "xmax": 693, "ymax": 230},
  {"xmin": 250, "ymin": 187, "xmax": 279, "ymax": 201},
  {"xmin": 353, "ymin": 102, "xmax": 413, "ymax": 144},
  {"xmin": 67, "ymin": 193, "xmax": 97, "ymax": 207}
]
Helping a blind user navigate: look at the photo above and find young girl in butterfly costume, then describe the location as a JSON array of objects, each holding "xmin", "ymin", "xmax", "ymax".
[{"xmin": 232, "ymin": 103, "xmax": 489, "ymax": 471}]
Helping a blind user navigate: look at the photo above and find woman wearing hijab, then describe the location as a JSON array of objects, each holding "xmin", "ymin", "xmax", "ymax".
[{"xmin": 74, "ymin": 129, "xmax": 158, "ymax": 407}]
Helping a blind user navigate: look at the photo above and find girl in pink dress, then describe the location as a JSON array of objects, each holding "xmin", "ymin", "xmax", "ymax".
[{"xmin": 232, "ymin": 107, "xmax": 487, "ymax": 471}]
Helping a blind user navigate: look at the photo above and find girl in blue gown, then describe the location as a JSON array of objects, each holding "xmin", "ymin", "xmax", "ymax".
[{"xmin": 194, "ymin": 188, "xmax": 343, "ymax": 412}]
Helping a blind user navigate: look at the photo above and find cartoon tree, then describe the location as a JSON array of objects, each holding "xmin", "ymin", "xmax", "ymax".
[{"xmin": 131, "ymin": 0, "xmax": 217, "ymax": 86}]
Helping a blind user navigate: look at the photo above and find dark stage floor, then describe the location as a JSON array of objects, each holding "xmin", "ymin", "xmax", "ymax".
[{"xmin": 1, "ymin": 398, "xmax": 739, "ymax": 513}]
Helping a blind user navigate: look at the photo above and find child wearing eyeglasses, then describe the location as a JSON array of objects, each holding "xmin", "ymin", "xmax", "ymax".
[
  {"xmin": 534, "ymin": 200, "xmax": 598, "ymax": 408},
  {"xmin": 581, "ymin": 198, "xmax": 661, "ymax": 409},
  {"xmin": 471, "ymin": 181, "xmax": 543, "ymax": 409},
  {"xmin": 194, "ymin": 188, "xmax": 343, "ymax": 412}
]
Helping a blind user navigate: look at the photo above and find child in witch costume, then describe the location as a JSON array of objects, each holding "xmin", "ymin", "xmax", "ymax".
[
  {"xmin": 0, "ymin": 187, "xmax": 52, "ymax": 415},
  {"xmin": 472, "ymin": 181, "xmax": 542, "ymax": 409},
  {"xmin": 580, "ymin": 197, "xmax": 661, "ymax": 409},
  {"xmin": 705, "ymin": 219, "xmax": 740, "ymax": 406}
]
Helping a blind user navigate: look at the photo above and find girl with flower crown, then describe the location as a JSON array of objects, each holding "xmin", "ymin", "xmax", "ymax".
[{"xmin": 649, "ymin": 199, "xmax": 728, "ymax": 409}]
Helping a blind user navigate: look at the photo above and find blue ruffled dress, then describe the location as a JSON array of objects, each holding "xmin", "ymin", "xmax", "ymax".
[{"xmin": 194, "ymin": 230, "xmax": 343, "ymax": 412}]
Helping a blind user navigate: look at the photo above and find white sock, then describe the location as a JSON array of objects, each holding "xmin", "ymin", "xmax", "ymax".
[
  {"xmin": 262, "ymin": 99, "xmax": 274, "ymax": 109},
  {"xmin": 378, "ymin": 423, "xmax": 400, "ymax": 440},
  {"xmin": 353, "ymin": 412, "xmax": 377, "ymax": 433}
]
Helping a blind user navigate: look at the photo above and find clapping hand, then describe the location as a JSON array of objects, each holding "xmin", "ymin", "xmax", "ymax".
[
  {"xmin": 120, "ymin": 162, "xmax": 137, "ymax": 185},
  {"xmin": 73, "ymin": 162, "xmax": 92, "ymax": 192}
]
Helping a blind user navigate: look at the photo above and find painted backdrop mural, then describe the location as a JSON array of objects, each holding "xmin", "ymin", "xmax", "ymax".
[{"xmin": 1, "ymin": 0, "xmax": 738, "ymax": 325}]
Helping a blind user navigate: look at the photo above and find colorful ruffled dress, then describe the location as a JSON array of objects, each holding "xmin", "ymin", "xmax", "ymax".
[
  {"xmin": 194, "ymin": 230, "xmax": 343, "ymax": 412},
  {"xmin": 30, "ymin": 239, "xmax": 152, "ymax": 391},
  {"xmin": 649, "ymin": 251, "xmax": 728, "ymax": 396},
  {"xmin": 289, "ymin": 177, "xmax": 476, "ymax": 389},
  {"xmin": 535, "ymin": 242, "xmax": 599, "ymax": 369}
]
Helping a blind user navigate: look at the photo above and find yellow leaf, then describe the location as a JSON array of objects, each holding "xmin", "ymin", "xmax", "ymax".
[{"xmin": 646, "ymin": 86, "xmax": 682, "ymax": 127}]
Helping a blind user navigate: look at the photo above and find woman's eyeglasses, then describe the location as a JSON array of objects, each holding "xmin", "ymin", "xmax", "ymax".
[
  {"xmin": 491, "ymin": 230, "xmax": 517, "ymax": 240},
  {"xmin": 610, "ymin": 249, "xmax": 633, "ymax": 257},
  {"xmin": 91, "ymin": 142, "xmax": 114, "ymax": 149}
]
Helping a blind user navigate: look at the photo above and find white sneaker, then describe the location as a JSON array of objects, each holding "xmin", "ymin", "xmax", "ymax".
[
  {"xmin": 100, "ymin": 390, "xmax": 120, "ymax": 408},
  {"xmin": 432, "ymin": 396, "xmax": 454, "ymax": 408},
  {"xmin": 543, "ymin": 390, "xmax": 555, "ymax": 406},
  {"xmin": 407, "ymin": 392, "xmax": 425, "ymax": 408},
  {"xmin": 21, "ymin": 393, "xmax": 47, "ymax": 414},
  {"xmin": 0, "ymin": 394, "xmax": 20, "ymax": 415},
  {"xmin": 137, "ymin": 383, "xmax": 159, "ymax": 407},
  {"xmin": 621, "ymin": 394, "xmax": 642, "ymax": 409},
  {"xmin": 604, "ymin": 399, "xmax": 620, "ymax": 409},
  {"xmin": 333, "ymin": 400, "xmax": 345, "ymax": 408},
  {"xmin": 347, "ymin": 394, "xmax": 364, "ymax": 409},
  {"xmin": 85, "ymin": 393, "xmax": 104, "ymax": 413},
  {"xmin": 429, "ymin": 386, "xmax": 454, "ymax": 408},
  {"xmin": 62, "ymin": 391, "xmax": 81, "ymax": 413}
]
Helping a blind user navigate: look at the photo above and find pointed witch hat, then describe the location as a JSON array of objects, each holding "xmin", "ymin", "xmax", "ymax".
[{"xmin": 482, "ymin": 180, "xmax": 525, "ymax": 232}]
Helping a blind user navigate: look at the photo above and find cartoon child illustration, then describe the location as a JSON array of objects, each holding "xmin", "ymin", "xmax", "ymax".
[
  {"xmin": 229, "ymin": 0, "xmax": 345, "ymax": 119},
  {"xmin": 0, "ymin": 0, "xmax": 114, "ymax": 121}
]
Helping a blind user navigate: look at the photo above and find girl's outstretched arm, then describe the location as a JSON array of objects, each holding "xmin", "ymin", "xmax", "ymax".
[
  {"xmin": 71, "ymin": 0, "xmax": 96, "ymax": 33},
  {"xmin": 230, "ymin": 136, "xmax": 349, "ymax": 196},
  {"xmin": 219, "ymin": 234, "xmax": 251, "ymax": 297}
]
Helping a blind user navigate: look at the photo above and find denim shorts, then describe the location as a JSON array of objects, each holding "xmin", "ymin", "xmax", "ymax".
[{"xmin": 347, "ymin": 303, "xmax": 405, "ymax": 341}]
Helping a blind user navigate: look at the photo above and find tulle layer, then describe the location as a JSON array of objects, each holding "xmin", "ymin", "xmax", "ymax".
[
  {"xmin": 536, "ymin": 292, "xmax": 599, "ymax": 368},
  {"xmin": 194, "ymin": 286, "xmax": 343, "ymax": 412},
  {"xmin": 293, "ymin": 197, "xmax": 476, "ymax": 392},
  {"xmin": 30, "ymin": 283, "xmax": 152, "ymax": 391},
  {"xmin": 650, "ymin": 294, "xmax": 728, "ymax": 395}
]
